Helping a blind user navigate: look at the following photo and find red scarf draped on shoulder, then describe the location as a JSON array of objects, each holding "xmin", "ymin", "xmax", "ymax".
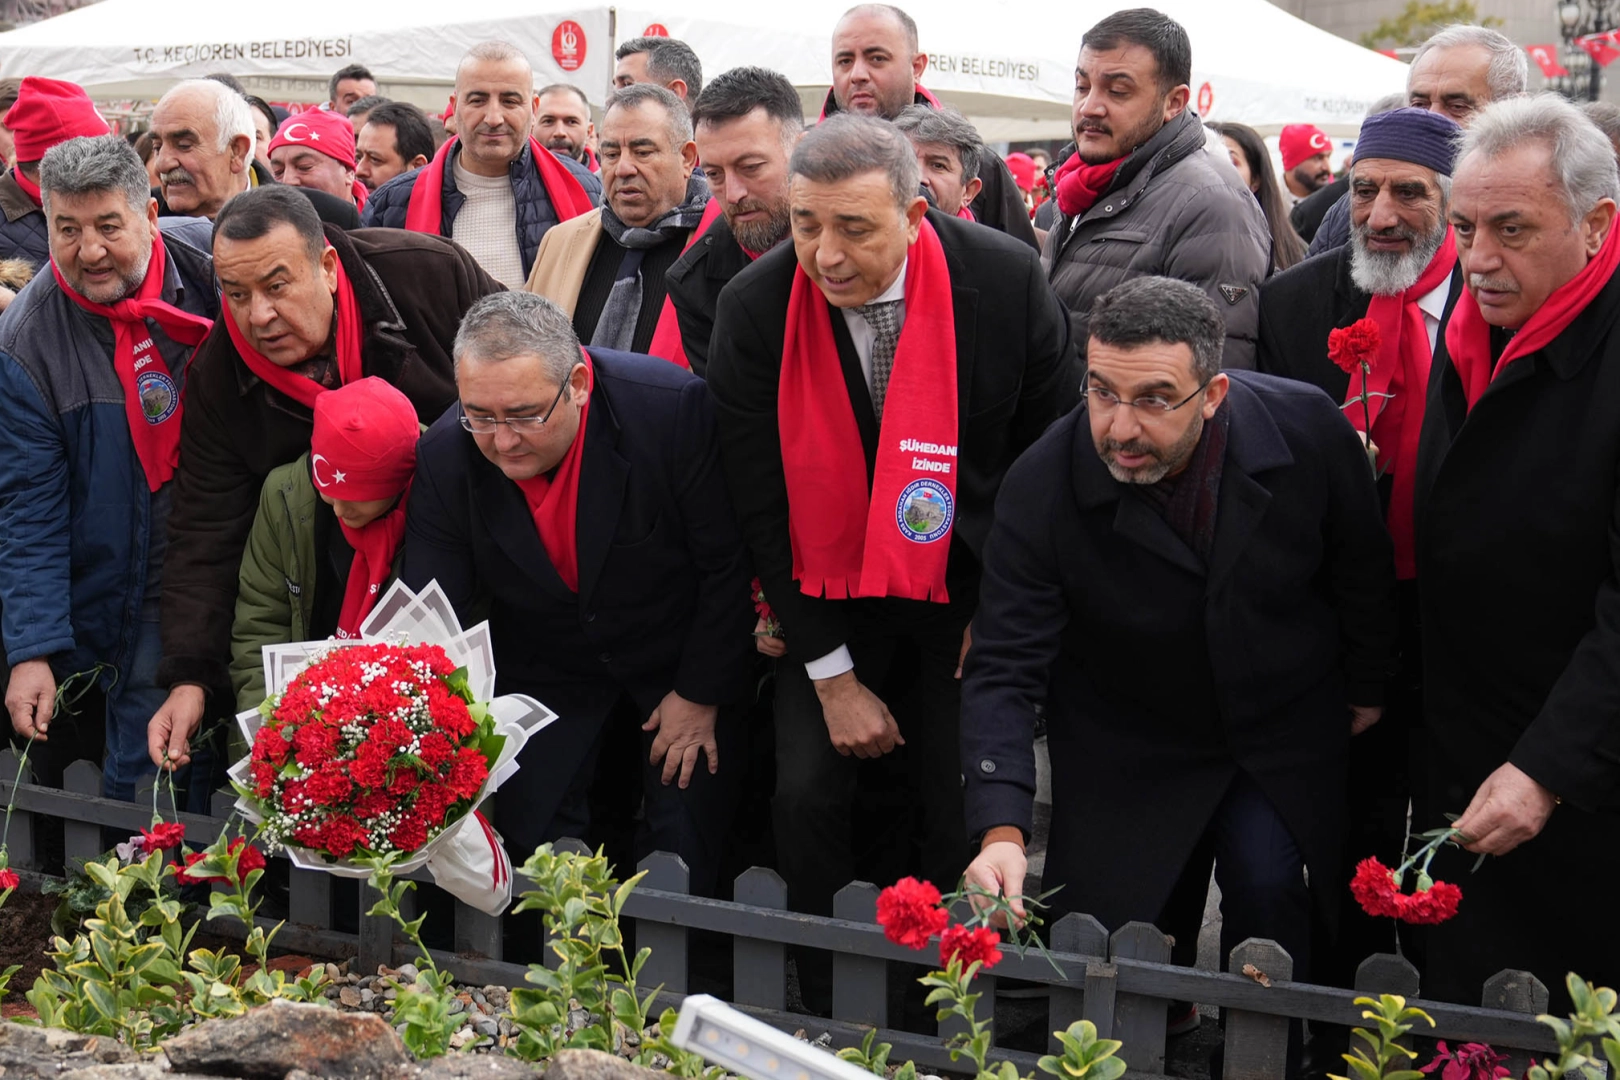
[
  {"xmin": 12, "ymin": 166, "xmax": 41, "ymax": 208},
  {"xmin": 1053, "ymin": 153, "xmax": 1123, "ymax": 217},
  {"xmin": 1344, "ymin": 229, "xmax": 1456, "ymax": 579},
  {"xmin": 224, "ymin": 250, "xmax": 364, "ymax": 409},
  {"xmin": 404, "ymin": 136, "xmax": 593, "ymax": 235},
  {"xmin": 52, "ymin": 233, "xmax": 214, "ymax": 491},
  {"xmin": 778, "ymin": 217, "xmax": 958, "ymax": 602},
  {"xmin": 1445, "ymin": 223, "xmax": 1620, "ymax": 410},
  {"xmin": 646, "ymin": 198, "xmax": 726, "ymax": 368},
  {"xmin": 514, "ymin": 350, "xmax": 592, "ymax": 592}
]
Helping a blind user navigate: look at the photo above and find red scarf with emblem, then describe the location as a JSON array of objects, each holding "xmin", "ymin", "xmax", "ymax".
[
  {"xmin": 223, "ymin": 251, "xmax": 364, "ymax": 409},
  {"xmin": 1444, "ymin": 222, "xmax": 1620, "ymax": 410},
  {"xmin": 51, "ymin": 232, "xmax": 213, "ymax": 491},
  {"xmin": 778, "ymin": 217, "xmax": 958, "ymax": 602},
  {"xmin": 1344, "ymin": 229, "xmax": 1456, "ymax": 579},
  {"xmin": 514, "ymin": 351, "xmax": 592, "ymax": 592},
  {"xmin": 404, "ymin": 136, "xmax": 592, "ymax": 235}
]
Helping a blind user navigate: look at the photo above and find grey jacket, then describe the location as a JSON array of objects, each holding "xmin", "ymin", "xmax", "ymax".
[{"xmin": 1043, "ymin": 108, "xmax": 1270, "ymax": 370}]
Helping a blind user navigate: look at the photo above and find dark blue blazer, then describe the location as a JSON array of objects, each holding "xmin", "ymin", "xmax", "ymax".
[{"xmin": 403, "ymin": 349, "xmax": 756, "ymax": 840}]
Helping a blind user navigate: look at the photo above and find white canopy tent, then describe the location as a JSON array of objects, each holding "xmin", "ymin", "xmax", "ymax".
[{"xmin": 0, "ymin": 0, "xmax": 1407, "ymax": 139}]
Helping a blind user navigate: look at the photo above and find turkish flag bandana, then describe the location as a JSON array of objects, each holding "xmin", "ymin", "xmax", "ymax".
[
  {"xmin": 404, "ymin": 136, "xmax": 593, "ymax": 235},
  {"xmin": 1445, "ymin": 221, "xmax": 1620, "ymax": 411},
  {"xmin": 51, "ymin": 232, "xmax": 213, "ymax": 491},
  {"xmin": 778, "ymin": 217, "xmax": 958, "ymax": 603},
  {"xmin": 223, "ymin": 250, "xmax": 364, "ymax": 410},
  {"xmin": 514, "ymin": 350, "xmax": 593, "ymax": 593},
  {"xmin": 1344, "ymin": 228, "xmax": 1455, "ymax": 580}
]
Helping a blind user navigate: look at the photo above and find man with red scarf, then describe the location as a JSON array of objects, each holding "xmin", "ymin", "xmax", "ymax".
[
  {"xmin": 361, "ymin": 41, "xmax": 602, "ymax": 288},
  {"xmin": 1414, "ymin": 95, "xmax": 1620, "ymax": 1009},
  {"xmin": 230, "ymin": 377, "xmax": 419, "ymax": 713},
  {"xmin": 1256, "ymin": 105, "xmax": 1465, "ymax": 999},
  {"xmin": 0, "ymin": 135, "xmax": 217, "ymax": 802},
  {"xmin": 821, "ymin": 3, "xmax": 1037, "ymax": 250},
  {"xmin": 0, "ymin": 77, "xmax": 110, "ymax": 274},
  {"xmin": 147, "ymin": 186, "xmax": 502, "ymax": 774},
  {"xmin": 402, "ymin": 291, "xmax": 754, "ymax": 938},
  {"xmin": 1046, "ymin": 9, "xmax": 1269, "ymax": 369},
  {"xmin": 706, "ymin": 114, "xmax": 1077, "ymax": 1011}
]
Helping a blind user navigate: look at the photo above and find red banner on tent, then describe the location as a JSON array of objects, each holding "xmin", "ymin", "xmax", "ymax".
[
  {"xmin": 1576, "ymin": 29, "xmax": 1620, "ymax": 67},
  {"xmin": 1526, "ymin": 43, "xmax": 1569, "ymax": 77}
]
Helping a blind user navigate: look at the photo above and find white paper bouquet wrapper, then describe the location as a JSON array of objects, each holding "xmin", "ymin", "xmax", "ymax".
[{"xmin": 227, "ymin": 580, "xmax": 556, "ymax": 916}]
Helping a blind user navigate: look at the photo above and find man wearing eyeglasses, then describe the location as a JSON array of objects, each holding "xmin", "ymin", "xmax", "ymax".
[
  {"xmin": 401, "ymin": 291, "xmax": 755, "ymax": 935},
  {"xmin": 960, "ymin": 277, "xmax": 1396, "ymax": 1025}
]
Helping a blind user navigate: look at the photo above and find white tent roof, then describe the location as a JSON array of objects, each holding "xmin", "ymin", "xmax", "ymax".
[{"xmin": 0, "ymin": 0, "xmax": 1406, "ymax": 139}]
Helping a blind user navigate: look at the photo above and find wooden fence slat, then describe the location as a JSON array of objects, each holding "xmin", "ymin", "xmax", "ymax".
[
  {"xmin": 1223, "ymin": 938, "xmax": 1293, "ymax": 1080},
  {"xmin": 1355, "ymin": 954, "xmax": 1422, "ymax": 1056},
  {"xmin": 0, "ymin": 748, "xmax": 36, "ymax": 870},
  {"xmin": 62, "ymin": 760, "xmax": 105, "ymax": 867},
  {"xmin": 636, "ymin": 852, "xmax": 690, "ymax": 995},
  {"xmin": 1483, "ymin": 969, "xmax": 1549, "ymax": 1080},
  {"xmin": 288, "ymin": 865, "xmax": 332, "ymax": 930},
  {"xmin": 455, "ymin": 902, "xmax": 503, "ymax": 961},
  {"xmin": 1109, "ymin": 921, "xmax": 1171, "ymax": 1073},
  {"xmin": 732, "ymin": 867, "xmax": 787, "ymax": 1011},
  {"xmin": 359, "ymin": 882, "xmax": 393, "ymax": 975},
  {"xmin": 1049, "ymin": 912, "xmax": 1110, "ymax": 1050},
  {"xmin": 831, "ymin": 881, "xmax": 886, "ymax": 1027}
]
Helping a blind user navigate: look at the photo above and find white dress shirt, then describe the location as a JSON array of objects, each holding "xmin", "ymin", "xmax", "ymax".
[{"xmin": 1415, "ymin": 275, "xmax": 1450, "ymax": 355}]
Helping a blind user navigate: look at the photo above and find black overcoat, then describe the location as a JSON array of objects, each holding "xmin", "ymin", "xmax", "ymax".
[{"xmin": 961, "ymin": 372, "xmax": 1398, "ymax": 931}]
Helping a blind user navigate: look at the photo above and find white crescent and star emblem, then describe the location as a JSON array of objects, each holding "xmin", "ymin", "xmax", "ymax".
[
  {"xmin": 311, "ymin": 453, "xmax": 333, "ymax": 488},
  {"xmin": 283, "ymin": 122, "xmax": 311, "ymax": 142},
  {"xmin": 1311, "ymin": 133, "xmax": 1329, "ymax": 150}
]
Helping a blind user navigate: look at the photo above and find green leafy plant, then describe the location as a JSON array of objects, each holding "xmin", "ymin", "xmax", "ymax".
[
  {"xmin": 360, "ymin": 851, "xmax": 464, "ymax": 1058},
  {"xmin": 838, "ymin": 1028, "xmax": 919, "ymax": 1080},
  {"xmin": 924, "ymin": 952, "xmax": 1011, "ymax": 1080},
  {"xmin": 1039, "ymin": 1020, "xmax": 1128, "ymax": 1080},
  {"xmin": 1527, "ymin": 974, "xmax": 1620, "ymax": 1080},
  {"xmin": 1330, "ymin": 994, "xmax": 1436, "ymax": 1080}
]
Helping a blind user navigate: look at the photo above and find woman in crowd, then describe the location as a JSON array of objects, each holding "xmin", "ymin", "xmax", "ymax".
[{"xmin": 1209, "ymin": 120, "xmax": 1308, "ymax": 273}]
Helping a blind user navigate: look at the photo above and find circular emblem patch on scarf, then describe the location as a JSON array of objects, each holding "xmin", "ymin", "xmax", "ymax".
[
  {"xmin": 136, "ymin": 370, "xmax": 178, "ymax": 424},
  {"xmin": 896, "ymin": 479, "xmax": 954, "ymax": 543}
]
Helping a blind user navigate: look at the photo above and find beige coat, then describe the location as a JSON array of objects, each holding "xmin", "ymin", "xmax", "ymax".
[{"xmin": 524, "ymin": 208, "xmax": 605, "ymax": 316}]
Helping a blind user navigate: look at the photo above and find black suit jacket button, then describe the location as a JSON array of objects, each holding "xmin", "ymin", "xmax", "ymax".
[
  {"xmin": 979, "ymin": 759, "xmax": 996, "ymax": 774},
  {"xmin": 598, "ymin": 651, "xmax": 612, "ymax": 663}
]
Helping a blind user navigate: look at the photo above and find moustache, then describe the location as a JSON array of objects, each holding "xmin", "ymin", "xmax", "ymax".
[
  {"xmin": 160, "ymin": 168, "xmax": 194, "ymax": 186},
  {"xmin": 1077, "ymin": 122, "xmax": 1112, "ymax": 136},
  {"xmin": 1469, "ymin": 273, "xmax": 1518, "ymax": 293},
  {"xmin": 1103, "ymin": 438, "xmax": 1159, "ymax": 459}
]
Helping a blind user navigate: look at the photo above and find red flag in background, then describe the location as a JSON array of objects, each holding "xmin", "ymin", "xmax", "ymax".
[
  {"xmin": 1576, "ymin": 30, "xmax": 1620, "ymax": 67},
  {"xmin": 1527, "ymin": 43, "xmax": 1570, "ymax": 77}
]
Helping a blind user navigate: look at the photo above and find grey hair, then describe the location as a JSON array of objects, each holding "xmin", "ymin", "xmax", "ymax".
[
  {"xmin": 40, "ymin": 135, "xmax": 152, "ymax": 216},
  {"xmin": 892, "ymin": 104, "xmax": 984, "ymax": 184},
  {"xmin": 1411, "ymin": 25, "xmax": 1527, "ymax": 103},
  {"xmin": 453, "ymin": 291, "xmax": 583, "ymax": 385},
  {"xmin": 1088, "ymin": 277, "xmax": 1224, "ymax": 383},
  {"xmin": 1582, "ymin": 101, "xmax": 1620, "ymax": 147},
  {"xmin": 604, "ymin": 82, "xmax": 694, "ymax": 146},
  {"xmin": 790, "ymin": 113, "xmax": 919, "ymax": 212},
  {"xmin": 1457, "ymin": 93, "xmax": 1619, "ymax": 224},
  {"xmin": 158, "ymin": 79, "xmax": 255, "ymax": 153},
  {"xmin": 1368, "ymin": 92, "xmax": 1408, "ymax": 117}
]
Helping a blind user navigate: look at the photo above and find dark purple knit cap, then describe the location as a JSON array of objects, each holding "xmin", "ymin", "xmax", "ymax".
[{"xmin": 1353, "ymin": 106, "xmax": 1462, "ymax": 176}]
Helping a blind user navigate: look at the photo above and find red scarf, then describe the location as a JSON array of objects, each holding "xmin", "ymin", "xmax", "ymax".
[
  {"xmin": 955, "ymin": 205, "xmax": 976, "ymax": 221},
  {"xmin": 224, "ymin": 251, "xmax": 364, "ymax": 410},
  {"xmin": 335, "ymin": 485, "xmax": 410, "ymax": 638},
  {"xmin": 351, "ymin": 178, "xmax": 368, "ymax": 213},
  {"xmin": 404, "ymin": 136, "xmax": 592, "ymax": 235},
  {"xmin": 514, "ymin": 351, "xmax": 592, "ymax": 592},
  {"xmin": 1346, "ymin": 229, "xmax": 1456, "ymax": 579},
  {"xmin": 778, "ymin": 217, "xmax": 958, "ymax": 603},
  {"xmin": 12, "ymin": 166, "xmax": 40, "ymax": 208},
  {"xmin": 1053, "ymin": 154, "xmax": 1124, "ymax": 217},
  {"xmin": 646, "ymin": 199, "xmax": 726, "ymax": 368},
  {"xmin": 51, "ymin": 233, "xmax": 213, "ymax": 492},
  {"xmin": 1445, "ymin": 223, "xmax": 1620, "ymax": 410}
]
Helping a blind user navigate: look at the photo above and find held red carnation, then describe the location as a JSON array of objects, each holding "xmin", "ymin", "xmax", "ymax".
[
  {"xmin": 1327, "ymin": 317, "xmax": 1381, "ymax": 376},
  {"xmin": 140, "ymin": 821, "xmax": 187, "ymax": 853},
  {"xmin": 940, "ymin": 923, "xmax": 1003, "ymax": 971},
  {"xmin": 876, "ymin": 876, "xmax": 950, "ymax": 949},
  {"xmin": 0, "ymin": 867, "xmax": 18, "ymax": 890},
  {"xmin": 1400, "ymin": 879, "xmax": 1463, "ymax": 925},
  {"xmin": 1350, "ymin": 857, "xmax": 1405, "ymax": 918}
]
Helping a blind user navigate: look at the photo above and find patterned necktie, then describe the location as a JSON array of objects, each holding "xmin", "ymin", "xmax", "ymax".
[{"xmin": 855, "ymin": 300, "xmax": 903, "ymax": 420}]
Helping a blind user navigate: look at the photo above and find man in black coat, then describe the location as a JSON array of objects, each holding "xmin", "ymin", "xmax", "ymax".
[
  {"xmin": 666, "ymin": 66, "xmax": 802, "ymax": 377},
  {"xmin": 707, "ymin": 115, "xmax": 1076, "ymax": 1007},
  {"xmin": 1415, "ymin": 94, "xmax": 1620, "ymax": 1008},
  {"xmin": 403, "ymin": 292, "xmax": 755, "ymax": 905},
  {"xmin": 962, "ymin": 278, "xmax": 1396, "ymax": 1004}
]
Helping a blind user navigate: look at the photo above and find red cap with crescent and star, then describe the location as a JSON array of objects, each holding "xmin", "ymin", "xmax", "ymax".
[
  {"xmin": 309, "ymin": 377, "xmax": 419, "ymax": 502},
  {"xmin": 267, "ymin": 107, "xmax": 358, "ymax": 169}
]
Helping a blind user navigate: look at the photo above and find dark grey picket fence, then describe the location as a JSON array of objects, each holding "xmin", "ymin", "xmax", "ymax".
[{"xmin": 0, "ymin": 750, "xmax": 1563, "ymax": 1079}]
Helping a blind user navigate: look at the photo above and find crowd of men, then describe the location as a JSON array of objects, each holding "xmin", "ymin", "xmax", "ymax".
[{"xmin": 1, "ymin": 3, "xmax": 1616, "ymax": 1065}]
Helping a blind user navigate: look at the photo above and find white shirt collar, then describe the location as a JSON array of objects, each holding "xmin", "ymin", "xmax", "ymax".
[
  {"xmin": 868, "ymin": 258, "xmax": 907, "ymax": 306},
  {"xmin": 1415, "ymin": 273, "xmax": 1451, "ymax": 323}
]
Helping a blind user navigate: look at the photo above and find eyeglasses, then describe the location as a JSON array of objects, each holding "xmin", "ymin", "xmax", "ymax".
[
  {"xmin": 1086, "ymin": 379, "xmax": 1211, "ymax": 417},
  {"xmin": 459, "ymin": 376, "xmax": 572, "ymax": 435}
]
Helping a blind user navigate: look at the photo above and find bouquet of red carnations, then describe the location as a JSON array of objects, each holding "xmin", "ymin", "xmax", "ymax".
[{"xmin": 228, "ymin": 581, "xmax": 555, "ymax": 915}]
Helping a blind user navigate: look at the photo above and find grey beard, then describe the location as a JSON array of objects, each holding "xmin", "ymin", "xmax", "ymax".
[{"xmin": 1349, "ymin": 223, "xmax": 1447, "ymax": 296}]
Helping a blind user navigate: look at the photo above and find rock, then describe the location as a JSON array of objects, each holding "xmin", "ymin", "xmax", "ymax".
[
  {"xmin": 474, "ymin": 1017, "xmax": 500, "ymax": 1038},
  {"xmin": 57, "ymin": 1068, "xmax": 199, "ymax": 1080},
  {"xmin": 360, "ymin": 975, "xmax": 378, "ymax": 989},
  {"xmin": 542, "ymin": 1049, "xmax": 668, "ymax": 1080},
  {"xmin": 162, "ymin": 999, "xmax": 410, "ymax": 1080},
  {"xmin": 0, "ymin": 1023, "xmax": 141, "ymax": 1079},
  {"xmin": 362, "ymin": 989, "xmax": 376, "ymax": 1005},
  {"xmin": 326, "ymin": 963, "xmax": 343, "ymax": 983},
  {"xmin": 384, "ymin": 988, "xmax": 398, "ymax": 1000},
  {"xmin": 397, "ymin": 964, "xmax": 419, "ymax": 983},
  {"xmin": 388, "ymin": 1055, "xmax": 543, "ymax": 1079},
  {"xmin": 340, "ymin": 986, "xmax": 364, "ymax": 1008}
]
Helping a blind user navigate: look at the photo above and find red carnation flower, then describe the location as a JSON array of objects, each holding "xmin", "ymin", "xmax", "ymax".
[
  {"xmin": 940, "ymin": 923, "xmax": 1003, "ymax": 971},
  {"xmin": 1401, "ymin": 880, "xmax": 1463, "ymax": 925},
  {"xmin": 140, "ymin": 821, "xmax": 187, "ymax": 853},
  {"xmin": 1327, "ymin": 317, "xmax": 1381, "ymax": 376},
  {"xmin": 0, "ymin": 867, "xmax": 18, "ymax": 890},
  {"xmin": 876, "ymin": 877, "xmax": 949, "ymax": 950},
  {"xmin": 177, "ymin": 838, "xmax": 266, "ymax": 886},
  {"xmin": 1350, "ymin": 857, "xmax": 1405, "ymax": 918},
  {"xmin": 1422, "ymin": 1041, "xmax": 1510, "ymax": 1080}
]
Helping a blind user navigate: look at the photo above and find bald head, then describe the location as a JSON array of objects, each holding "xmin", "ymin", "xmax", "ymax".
[
  {"xmin": 831, "ymin": 3, "xmax": 926, "ymax": 119},
  {"xmin": 453, "ymin": 42, "xmax": 539, "ymax": 176}
]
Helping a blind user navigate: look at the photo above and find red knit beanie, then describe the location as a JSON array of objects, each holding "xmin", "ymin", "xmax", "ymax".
[
  {"xmin": 310, "ymin": 377, "xmax": 419, "ymax": 502},
  {"xmin": 4, "ymin": 77, "xmax": 110, "ymax": 163}
]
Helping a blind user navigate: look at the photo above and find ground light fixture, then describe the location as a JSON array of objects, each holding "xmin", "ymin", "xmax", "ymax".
[{"xmin": 671, "ymin": 994, "xmax": 883, "ymax": 1080}]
